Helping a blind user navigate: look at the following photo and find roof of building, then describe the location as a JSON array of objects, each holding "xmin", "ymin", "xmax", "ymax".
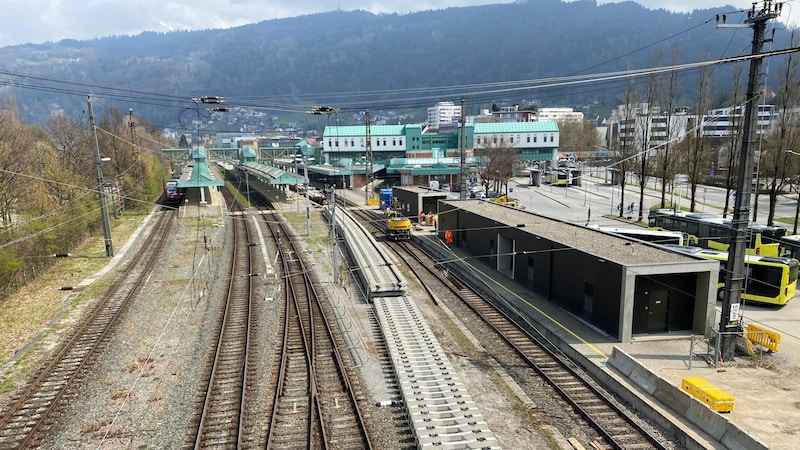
[
  {"xmin": 474, "ymin": 121, "xmax": 559, "ymax": 134},
  {"xmin": 242, "ymin": 161, "xmax": 305, "ymax": 185},
  {"xmin": 323, "ymin": 125, "xmax": 406, "ymax": 138},
  {"xmin": 446, "ymin": 200, "xmax": 705, "ymax": 266},
  {"xmin": 176, "ymin": 147, "xmax": 224, "ymax": 188}
]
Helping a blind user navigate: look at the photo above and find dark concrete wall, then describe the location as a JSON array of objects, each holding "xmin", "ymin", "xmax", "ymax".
[{"xmin": 438, "ymin": 204, "xmax": 623, "ymax": 338}]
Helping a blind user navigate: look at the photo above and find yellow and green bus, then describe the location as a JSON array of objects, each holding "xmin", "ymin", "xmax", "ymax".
[
  {"xmin": 665, "ymin": 245, "xmax": 798, "ymax": 305},
  {"xmin": 648, "ymin": 209, "xmax": 786, "ymax": 257}
]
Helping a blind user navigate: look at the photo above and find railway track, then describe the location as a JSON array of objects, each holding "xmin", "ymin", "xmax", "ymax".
[
  {"xmin": 0, "ymin": 209, "xmax": 177, "ymax": 449},
  {"xmin": 263, "ymin": 211, "xmax": 372, "ymax": 450},
  {"xmin": 410, "ymin": 252, "xmax": 669, "ymax": 449},
  {"xmin": 190, "ymin": 190, "xmax": 259, "ymax": 448},
  {"xmin": 350, "ymin": 205, "xmax": 671, "ymax": 449}
]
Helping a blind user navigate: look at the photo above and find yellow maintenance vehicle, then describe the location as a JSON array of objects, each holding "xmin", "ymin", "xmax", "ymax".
[
  {"xmin": 492, "ymin": 195, "xmax": 518, "ymax": 208},
  {"xmin": 385, "ymin": 210, "xmax": 413, "ymax": 241}
]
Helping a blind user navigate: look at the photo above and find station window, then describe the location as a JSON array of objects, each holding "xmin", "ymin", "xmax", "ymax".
[{"xmin": 527, "ymin": 135, "xmax": 531, "ymax": 143}]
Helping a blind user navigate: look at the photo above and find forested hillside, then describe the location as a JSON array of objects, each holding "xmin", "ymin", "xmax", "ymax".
[{"xmin": 0, "ymin": 0, "xmax": 791, "ymax": 126}]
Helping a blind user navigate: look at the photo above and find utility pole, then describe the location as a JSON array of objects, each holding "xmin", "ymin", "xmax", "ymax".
[
  {"xmin": 460, "ymin": 98, "xmax": 467, "ymax": 200},
  {"xmin": 330, "ymin": 186, "xmax": 339, "ymax": 283},
  {"xmin": 310, "ymin": 105, "xmax": 341, "ymax": 282},
  {"xmin": 365, "ymin": 110, "xmax": 374, "ymax": 205},
  {"xmin": 88, "ymin": 97, "xmax": 114, "ymax": 257},
  {"xmin": 718, "ymin": 1, "xmax": 782, "ymax": 361},
  {"xmin": 304, "ymin": 156, "xmax": 311, "ymax": 236},
  {"xmin": 128, "ymin": 107, "xmax": 141, "ymax": 205}
]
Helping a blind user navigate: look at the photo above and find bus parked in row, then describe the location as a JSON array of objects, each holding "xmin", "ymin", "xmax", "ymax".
[
  {"xmin": 587, "ymin": 225, "xmax": 684, "ymax": 246},
  {"xmin": 647, "ymin": 209, "xmax": 786, "ymax": 256},
  {"xmin": 664, "ymin": 245, "xmax": 798, "ymax": 306}
]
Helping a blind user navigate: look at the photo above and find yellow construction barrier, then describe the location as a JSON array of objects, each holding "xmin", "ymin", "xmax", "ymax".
[
  {"xmin": 681, "ymin": 377, "xmax": 735, "ymax": 413},
  {"xmin": 745, "ymin": 323, "xmax": 780, "ymax": 353}
]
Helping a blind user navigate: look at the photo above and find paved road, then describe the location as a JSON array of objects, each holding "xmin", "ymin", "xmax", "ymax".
[{"xmin": 509, "ymin": 169, "xmax": 800, "ymax": 231}]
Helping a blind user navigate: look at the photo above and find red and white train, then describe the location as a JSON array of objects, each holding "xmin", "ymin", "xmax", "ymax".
[{"xmin": 164, "ymin": 178, "xmax": 183, "ymax": 204}]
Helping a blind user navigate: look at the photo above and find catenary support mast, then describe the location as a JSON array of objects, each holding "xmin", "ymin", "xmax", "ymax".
[{"xmin": 719, "ymin": 1, "xmax": 781, "ymax": 360}]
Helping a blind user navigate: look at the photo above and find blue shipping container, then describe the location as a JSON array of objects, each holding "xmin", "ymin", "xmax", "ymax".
[{"xmin": 380, "ymin": 189, "xmax": 393, "ymax": 210}]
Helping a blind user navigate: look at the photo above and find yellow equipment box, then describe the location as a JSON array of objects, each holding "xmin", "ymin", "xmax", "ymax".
[{"xmin": 681, "ymin": 377, "xmax": 735, "ymax": 413}]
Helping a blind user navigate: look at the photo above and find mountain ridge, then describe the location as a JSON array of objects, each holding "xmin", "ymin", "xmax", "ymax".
[{"xmin": 0, "ymin": 1, "xmax": 788, "ymax": 127}]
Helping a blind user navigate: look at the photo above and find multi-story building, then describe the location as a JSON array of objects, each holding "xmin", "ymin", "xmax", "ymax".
[
  {"xmin": 700, "ymin": 105, "xmax": 775, "ymax": 138},
  {"xmin": 472, "ymin": 121, "xmax": 559, "ymax": 162},
  {"xmin": 607, "ymin": 103, "xmax": 777, "ymax": 151},
  {"xmin": 315, "ymin": 119, "xmax": 559, "ymax": 189},
  {"xmin": 606, "ymin": 103, "xmax": 689, "ymax": 151},
  {"xmin": 472, "ymin": 105, "xmax": 537, "ymax": 123},
  {"xmin": 537, "ymin": 107, "xmax": 584, "ymax": 123},
  {"xmin": 427, "ymin": 101, "xmax": 462, "ymax": 130}
]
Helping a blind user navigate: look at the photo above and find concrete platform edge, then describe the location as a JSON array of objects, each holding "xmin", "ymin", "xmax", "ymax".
[{"xmin": 609, "ymin": 347, "xmax": 767, "ymax": 450}]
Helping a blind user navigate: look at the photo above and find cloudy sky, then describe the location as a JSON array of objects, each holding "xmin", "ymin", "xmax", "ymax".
[{"xmin": 0, "ymin": 0, "xmax": 790, "ymax": 48}]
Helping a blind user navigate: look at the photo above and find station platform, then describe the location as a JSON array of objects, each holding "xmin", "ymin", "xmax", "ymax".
[
  {"xmin": 175, "ymin": 186, "xmax": 225, "ymax": 218},
  {"xmin": 176, "ymin": 164, "xmax": 227, "ymax": 218}
]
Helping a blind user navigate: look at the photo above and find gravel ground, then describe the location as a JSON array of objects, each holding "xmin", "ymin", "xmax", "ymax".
[
  {"xmin": 1, "ymin": 199, "xmax": 581, "ymax": 449},
  {"xmin": 36, "ymin": 210, "xmax": 239, "ymax": 448}
]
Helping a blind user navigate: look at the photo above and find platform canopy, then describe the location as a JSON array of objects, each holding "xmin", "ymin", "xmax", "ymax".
[
  {"xmin": 178, "ymin": 147, "xmax": 224, "ymax": 188},
  {"xmin": 242, "ymin": 161, "xmax": 305, "ymax": 185}
]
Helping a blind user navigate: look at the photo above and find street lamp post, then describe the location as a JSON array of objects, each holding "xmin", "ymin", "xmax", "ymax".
[
  {"xmin": 303, "ymin": 156, "xmax": 311, "ymax": 236},
  {"xmin": 245, "ymin": 170, "xmax": 250, "ymax": 205},
  {"xmin": 786, "ymin": 149, "xmax": 800, "ymax": 234}
]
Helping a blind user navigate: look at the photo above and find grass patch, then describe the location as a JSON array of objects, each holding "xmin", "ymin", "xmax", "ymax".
[
  {"xmin": 0, "ymin": 213, "xmax": 145, "ymax": 370},
  {"xmin": 774, "ymin": 217, "xmax": 797, "ymax": 227}
]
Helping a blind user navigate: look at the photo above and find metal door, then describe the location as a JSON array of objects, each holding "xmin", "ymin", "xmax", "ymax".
[{"xmin": 646, "ymin": 289, "xmax": 669, "ymax": 332}]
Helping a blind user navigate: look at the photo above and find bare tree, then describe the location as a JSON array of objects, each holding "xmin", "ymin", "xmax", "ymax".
[
  {"xmin": 611, "ymin": 71, "xmax": 639, "ymax": 217},
  {"xmin": 558, "ymin": 118, "xmax": 601, "ymax": 154},
  {"xmin": 720, "ymin": 66, "xmax": 746, "ymax": 218},
  {"xmin": 46, "ymin": 111, "xmax": 95, "ymax": 182},
  {"xmin": 636, "ymin": 62, "xmax": 659, "ymax": 222},
  {"xmin": 685, "ymin": 63, "xmax": 714, "ymax": 211},
  {"xmin": 473, "ymin": 137, "xmax": 518, "ymax": 196},
  {"xmin": 0, "ymin": 101, "xmax": 38, "ymax": 226},
  {"xmin": 658, "ymin": 46, "xmax": 684, "ymax": 209},
  {"xmin": 762, "ymin": 30, "xmax": 800, "ymax": 225}
]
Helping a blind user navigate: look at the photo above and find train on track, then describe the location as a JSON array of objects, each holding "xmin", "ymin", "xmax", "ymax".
[{"xmin": 164, "ymin": 176, "xmax": 183, "ymax": 204}]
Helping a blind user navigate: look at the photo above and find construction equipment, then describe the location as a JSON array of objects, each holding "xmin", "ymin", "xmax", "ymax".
[
  {"xmin": 492, "ymin": 195, "xmax": 518, "ymax": 208},
  {"xmin": 386, "ymin": 210, "xmax": 412, "ymax": 241}
]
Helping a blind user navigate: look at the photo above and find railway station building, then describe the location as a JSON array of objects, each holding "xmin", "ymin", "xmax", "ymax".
[{"xmin": 433, "ymin": 200, "xmax": 719, "ymax": 342}]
